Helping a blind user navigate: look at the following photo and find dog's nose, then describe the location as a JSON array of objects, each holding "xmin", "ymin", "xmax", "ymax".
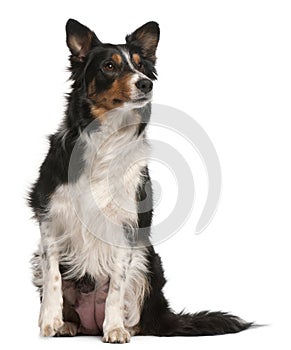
[{"xmin": 135, "ymin": 79, "xmax": 153, "ymax": 94}]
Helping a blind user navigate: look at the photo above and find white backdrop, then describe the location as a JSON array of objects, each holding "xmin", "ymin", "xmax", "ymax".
[{"xmin": 1, "ymin": 1, "xmax": 290, "ymax": 349}]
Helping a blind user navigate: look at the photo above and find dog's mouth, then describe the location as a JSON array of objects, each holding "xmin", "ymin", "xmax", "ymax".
[
  {"xmin": 131, "ymin": 92, "xmax": 153, "ymax": 105},
  {"xmin": 132, "ymin": 97, "xmax": 149, "ymax": 103},
  {"xmin": 112, "ymin": 96, "xmax": 151, "ymax": 105}
]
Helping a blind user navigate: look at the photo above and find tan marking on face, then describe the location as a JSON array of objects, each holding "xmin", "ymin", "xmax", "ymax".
[
  {"xmin": 88, "ymin": 74, "xmax": 132, "ymax": 121},
  {"xmin": 112, "ymin": 53, "xmax": 122, "ymax": 65},
  {"xmin": 54, "ymin": 275, "xmax": 60, "ymax": 282},
  {"xmin": 132, "ymin": 53, "xmax": 141, "ymax": 66}
]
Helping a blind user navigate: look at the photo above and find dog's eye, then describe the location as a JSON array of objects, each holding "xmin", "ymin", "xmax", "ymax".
[
  {"xmin": 137, "ymin": 62, "xmax": 143, "ymax": 69},
  {"xmin": 104, "ymin": 62, "xmax": 115, "ymax": 71}
]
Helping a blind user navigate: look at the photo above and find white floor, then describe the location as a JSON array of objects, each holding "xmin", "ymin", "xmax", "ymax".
[{"xmin": 10, "ymin": 324, "xmax": 287, "ymax": 350}]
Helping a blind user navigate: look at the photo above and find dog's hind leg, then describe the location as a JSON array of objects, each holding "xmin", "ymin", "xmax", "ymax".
[
  {"xmin": 54, "ymin": 300, "xmax": 79, "ymax": 337},
  {"xmin": 55, "ymin": 322, "xmax": 78, "ymax": 337},
  {"xmin": 55, "ymin": 280, "xmax": 80, "ymax": 337},
  {"xmin": 38, "ymin": 220, "xmax": 64, "ymax": 336}
]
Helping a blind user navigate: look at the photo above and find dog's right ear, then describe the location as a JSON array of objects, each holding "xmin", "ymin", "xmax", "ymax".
[{"xmin": 66, "ymin": 19, "xmax": 101, "ymax": 60}]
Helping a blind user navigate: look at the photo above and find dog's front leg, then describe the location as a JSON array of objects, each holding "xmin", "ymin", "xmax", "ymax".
[
  {"xmin": 102, "ymin": 251, "xmax": 131, "ymax": 343},
  {"xmin": 38, "ymin": 221, "xmax": 63, "ymax": 336}
]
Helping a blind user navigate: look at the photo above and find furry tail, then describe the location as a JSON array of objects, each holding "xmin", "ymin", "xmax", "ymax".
[
  {"xmin": 140, "ymin": 248, "xmax": 253, "ymax": 336},
  {"xmin": 140, "ymin": 309, "xmax": 253, "ymax": 336}
]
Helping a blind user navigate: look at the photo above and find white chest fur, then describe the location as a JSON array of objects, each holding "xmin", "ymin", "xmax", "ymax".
[{"xmin": 48, "ymin": 110, "xmax": 150, "ymax": 280}]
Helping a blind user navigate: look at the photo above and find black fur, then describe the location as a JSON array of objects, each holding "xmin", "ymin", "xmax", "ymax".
[{"xmin": 140, "ymin": 246, "xmax": 253, "ymax": 336}]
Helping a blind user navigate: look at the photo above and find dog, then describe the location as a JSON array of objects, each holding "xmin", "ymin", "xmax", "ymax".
[{"xmin": 29, "ymin": 19, "xmax": 252, "ymax": 343}]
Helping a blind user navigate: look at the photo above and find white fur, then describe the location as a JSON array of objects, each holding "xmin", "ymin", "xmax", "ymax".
[
  {"xmin": 38, "ymin": 108, "xmax": 150, "ymax": 336},
  {"xmin": 38, "ymin": 222, "xmax": 63, "ymax": 336},
  {"xmin": 121, "ymin": 48, "xmax": 153, "ymax": 102},
  {"xmin": 121, "ymin": 49, "xmax": 136, "ymax": 71}
]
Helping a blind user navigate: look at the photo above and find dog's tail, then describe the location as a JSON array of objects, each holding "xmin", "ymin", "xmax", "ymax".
[
  {"xmin": 140, "ymin": 309, "xmax": 253, "ymax": 336},
  {"xmin": 139, "ymin": 248, "xmax": 253, "ymax": 337}
]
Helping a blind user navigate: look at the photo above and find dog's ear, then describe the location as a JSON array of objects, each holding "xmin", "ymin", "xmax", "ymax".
[
  {"xmin": 126, "ymin": 22, "xmax": 160, "ymax": 63},
  {"xmin": 66, "ymin": 19, "xmax": 101, "ymax": 60}
]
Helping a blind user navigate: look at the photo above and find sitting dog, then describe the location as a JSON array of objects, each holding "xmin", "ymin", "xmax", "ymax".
[{"xmin": 29, "ymin": 19, "xmax": 252, "ymax": 343}]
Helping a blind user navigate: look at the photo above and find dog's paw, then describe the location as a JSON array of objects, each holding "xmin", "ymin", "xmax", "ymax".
[
  {"xmin": 55, "ymin": 322, "xmax": 78, "ymax": 337},
  {"xmin": 103, "ymin": 327, "xmax": 131, "ymax": 343},
  {"xmin": 39, "ymin": 306, "xmax": 63, "ymax": 337}
]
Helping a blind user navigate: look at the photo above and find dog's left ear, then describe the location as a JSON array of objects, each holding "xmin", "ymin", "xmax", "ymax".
[{"xmin": 126, "ymin": 22, "xmax": 160, "ymax": 63}]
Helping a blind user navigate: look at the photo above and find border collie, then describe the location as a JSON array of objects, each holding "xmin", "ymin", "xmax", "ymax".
[{"xmin": 29, "ymin": 19, "xmax": 252, "ymax": 343}]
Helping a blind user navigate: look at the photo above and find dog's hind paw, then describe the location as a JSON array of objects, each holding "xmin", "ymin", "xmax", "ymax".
[{"xmin": 55, "ymin": 322, "xmax": 78, "ymax": 337}]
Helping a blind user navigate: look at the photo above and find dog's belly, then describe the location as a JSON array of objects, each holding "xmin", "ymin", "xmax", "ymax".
[{"xmin": 62, "ymin": 278, "xmax": 109, "ymax": 335}]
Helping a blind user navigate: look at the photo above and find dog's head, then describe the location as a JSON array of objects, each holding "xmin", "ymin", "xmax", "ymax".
[{"xmin": 66, "ymin": 19, "xmax": 160, "ymax": 120}]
